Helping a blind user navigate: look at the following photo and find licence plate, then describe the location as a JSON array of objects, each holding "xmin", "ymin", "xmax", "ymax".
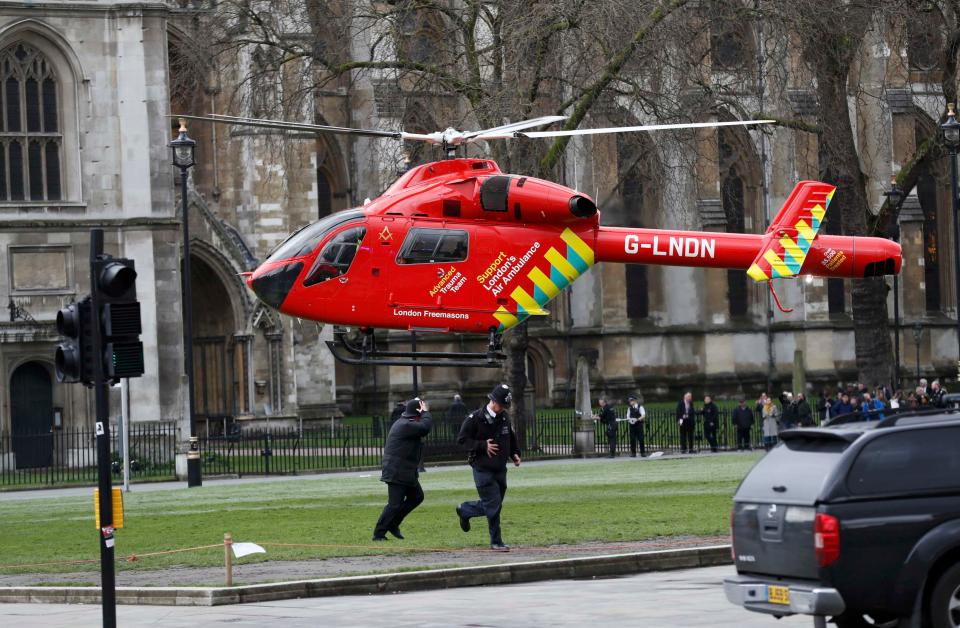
[{"xmin": 767, "ymin": 585, "xmax": 790, "ymax": 605}]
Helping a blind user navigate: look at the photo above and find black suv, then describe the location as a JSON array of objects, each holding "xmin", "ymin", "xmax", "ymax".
[{"xmin": 724, "ymin": 410, "xmax": 960, "ymax": 628}]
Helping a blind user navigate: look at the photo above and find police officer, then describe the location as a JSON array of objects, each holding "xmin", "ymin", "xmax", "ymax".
[
  {"xmin": 455, "ymin": 383, "xmax": 520, "ymax": 552},
  {"xmin": 701, "ymin": 395, "xmax": 719, "ymax": 453},
  {"xmin": 626, "ymin": 395, "xmax": 646, "ymax": 457},
  {"xmin": 372, "ymin": 398, "xmax": 433, "ymax": 541},
  {"xmin": 595, "ymin": 397, "xmax": 618, "ymax": 457}
]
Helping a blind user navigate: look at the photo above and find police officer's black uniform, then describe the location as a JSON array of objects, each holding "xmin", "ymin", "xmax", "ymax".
[
  {"xmin": 626, "ymin": 396, "xmax": 645, "ymax": 457},
  {"xmin": 455, "ymin": 384, "xmax": 520, "ymax": 551},
  {"xmin": 373, "ymin": 399, "xmax": 433, "ymax": 540},
  {"xmin": 598, "ymin": 403, "xmax": 618, "ymax": 457},
  {"xmin": 701, "ymin": 400, "xmax": 719, "ymax": 452}
]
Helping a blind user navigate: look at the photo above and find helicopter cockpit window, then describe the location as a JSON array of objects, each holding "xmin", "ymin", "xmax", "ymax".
[
  {"xmin": 303, "ymin": 226, "xmax": 367, "ymax": 286},
  {"xmin": 266, "ymin": 209, "xmax": 365, "ymax": 263},
  {"xmin": 397, "ymin": 229, "xmax": 469, "ymax": 265}
]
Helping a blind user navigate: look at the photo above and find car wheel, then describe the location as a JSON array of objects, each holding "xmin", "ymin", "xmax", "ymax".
[{"xmin": 930, "ymin": 563, "xmax": 960, "ymax": 628}]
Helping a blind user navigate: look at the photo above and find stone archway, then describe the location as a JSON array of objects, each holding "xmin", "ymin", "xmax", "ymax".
[
  {"xmin": 190, "ymin": 252, "xmax": 250, "ymax": 432},
  {"xmin": 716, "ymin": 112, "xmax": 763, "ymax": 318},
  {"xmin": 10, "ymin": 360, "xmax": 53, "ymax": 468},
  {"xmin": 314, "ymin": 119, "xmax": 350, "ymax": 219}
]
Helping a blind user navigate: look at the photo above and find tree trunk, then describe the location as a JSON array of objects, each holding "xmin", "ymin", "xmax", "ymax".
[{"xmin": 815, "ymin": 57, "xmax": 893, "ymax": 387}]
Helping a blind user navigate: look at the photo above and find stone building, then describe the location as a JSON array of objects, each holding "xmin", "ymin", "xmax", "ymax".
[{"xmin": 1, "ymin": 1, "xmax": 956, "ymax": 472}]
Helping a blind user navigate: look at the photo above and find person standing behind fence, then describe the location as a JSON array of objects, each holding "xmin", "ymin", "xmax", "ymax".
[
  {"xmin": 732, "ymin": 398, "xmax": 754, "ymax": 451},
  {"xmin": 626, "ymin": 395, "xmax": 646, "ymax": 457},
  {"xmin": 831, "ymin": 392, "xmax": 853, "ymax": 419},
  {"xmin": 389, "ymin": 401, "xmax": 404, "ymax": 425},
  {"xmin": 761, "ymin": 395, "xmax": 781, "ymax": 450},
  {"xmin": 455, "ymin": 383, "xmax": 521, "ymax": 552},
  {"xmin": 676, "ymin": 392, "xmax": 697, "ymax": 454},
  {"xmin": 796, "ymin": 393, "xmax": 814, "ymax": 427},
  {"xmin": 373, "ymin": 398, "xmax": 433, "ymax": 541},
  {"xmin": 701, "ymin": 395, "xmax": 719, "ymax": 453},
  {"xmin": 446, "ymin": 394, "xmax": 469, "ymax": 439},
  {"xmin": 781, "ymin": 392, "xmax": 797, "ymax": 429},
  {"xmin": 594, "ymin": 397, "xmax": 618, "ymax": 458}
]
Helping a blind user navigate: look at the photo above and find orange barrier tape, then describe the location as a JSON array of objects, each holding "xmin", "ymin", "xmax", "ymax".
[
  {"xmin": 0, "ymin": 544, "xmax": 223, "ymax": 571},
  {"xmin": 0, "ymin": 537, "xmax": 724, "ymax": 571}
]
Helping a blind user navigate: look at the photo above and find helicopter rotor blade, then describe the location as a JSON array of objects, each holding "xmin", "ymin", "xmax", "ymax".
[
  {"xmin": 462, "ymin": 115, "xmax": 567, "ymax": 141},
  {"xmin": 172, "ymin": 113, "xmax": 404, "ymax": 140},
  {"xmin": 506, "ymin": 119, "xmax": 776, "ymax": 139}
]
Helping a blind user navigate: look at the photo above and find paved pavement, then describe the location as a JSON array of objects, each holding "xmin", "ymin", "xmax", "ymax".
[{"xmin": 0, "ymin": 565, "xmax": 807, "ymax": 627}]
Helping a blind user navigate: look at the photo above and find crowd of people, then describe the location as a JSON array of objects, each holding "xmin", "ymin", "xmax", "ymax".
[
  {"xmin": 817, "ymin": 378, "xmax": 948, "ymax": 422},
  {"xmin": 591, "ymin": 378, "xmax": 951, "ymax": 457}
]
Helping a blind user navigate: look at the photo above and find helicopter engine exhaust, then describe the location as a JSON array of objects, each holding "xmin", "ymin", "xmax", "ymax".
[
  {"xmin": 569, "ymin": 195, "xmax": 597, "ymax": 218},
  {"xmin": 479, "ymin": 175, "xmax": 598, "ymax": 223}
]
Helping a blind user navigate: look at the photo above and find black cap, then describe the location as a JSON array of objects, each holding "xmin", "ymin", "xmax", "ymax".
[
  {"xmin": 628, "ymin": 395, "xmax": 637, "ymax": 401},
  {"xmin": 401, "ymin": 398, "xmax": 422, "ymax": 418},
  {"xmin": 489, "ymin": 384, "xmax": 512, "ymax": 408}
]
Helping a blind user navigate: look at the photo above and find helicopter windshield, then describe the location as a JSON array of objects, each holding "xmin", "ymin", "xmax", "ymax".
[
  {"xmin": 303, "ymin": 226, "xmax": 367, "ymax": 286},
  {"xmin": 265, "ymin": 209, "xmax": 365, "ymax": 263}
]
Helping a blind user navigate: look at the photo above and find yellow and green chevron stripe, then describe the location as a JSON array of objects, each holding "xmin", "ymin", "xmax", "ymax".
[
  {"xmin": 493, "ymin": 228, "xmax": 595, "ymax": 331},
  {"xmin": 746, "ymin": 184, "xmax": 834, "ymax": 282}
]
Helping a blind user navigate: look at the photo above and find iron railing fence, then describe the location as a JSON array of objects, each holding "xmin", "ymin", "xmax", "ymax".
[
  {"xmin": 0, "ymin": 406, "xmax": 821, "ymax": 487},
  {"xmin": 0, "ymin": 422, "xmax": 178, "ymax": 487}
]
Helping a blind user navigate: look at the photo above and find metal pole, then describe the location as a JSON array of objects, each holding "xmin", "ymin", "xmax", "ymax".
[
  {"xmin": 90, "ymin": 229, "xmax": 116, "ymax": 628},
  {"xmin": 916, "ymin": 334, "xmax": 922, "ymax": 386},
  {"xmin": 181, "ymin": 167, "xmax": 201, "ymax": 487},
  {"xmin": 953, "ymin": 146, "xmax": 960, "ymax": 384},
  {"xmin": 893, "ymin": 273, "xmax": 901, "ymax": 392},
  {"xmin": 121, "ymin": 379, "xmax": 130, "ymax": 493},
  {"xmin": 411, "ymin": 331, "xmax": 419, "ymax": 397},
  {"xmin": 756, "ymin": 0, "xmax": 775, "ymax": 395}
]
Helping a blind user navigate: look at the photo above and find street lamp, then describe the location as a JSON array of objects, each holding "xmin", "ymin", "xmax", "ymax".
[
  {"xmin": 169, "ymin": 119, "xmax": 201, "ymax": 488},
  {"xmin": 941, "ymin": 103, "xmax": 960, "ymax": 386},
  {"xmin": 884, "ymin": 177, "xmax": 904, "ymax": 392},
  {"xmin": 913, "ymin": 322, "xmax": 924, "ymax": 387}
]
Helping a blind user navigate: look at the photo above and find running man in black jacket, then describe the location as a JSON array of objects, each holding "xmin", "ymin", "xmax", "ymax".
[
  {"xmin": 372, "ymin": 398, "xmax": 433, "ymax": 541},
  {"xmin": 455, "ymin": 383, "xmax": 520, "ymax": 551}
]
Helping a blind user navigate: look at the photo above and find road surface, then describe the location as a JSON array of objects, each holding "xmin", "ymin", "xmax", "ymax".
[{"xmin": 0, "ymin": 565, "xmax": 809, "ymax": 627}]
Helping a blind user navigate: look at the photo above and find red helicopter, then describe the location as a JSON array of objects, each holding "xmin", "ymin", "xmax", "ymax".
[{"xmin": 177, "ymin": 114, "xmax": 902, "ymax": 367}]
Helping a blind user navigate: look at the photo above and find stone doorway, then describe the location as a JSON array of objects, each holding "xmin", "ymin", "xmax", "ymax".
[{"xmin": 10, "ymin": 361, "xmax": 53, "ymax": 468}]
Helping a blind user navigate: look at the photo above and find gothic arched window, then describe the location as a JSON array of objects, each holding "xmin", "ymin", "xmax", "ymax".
[
  {"xmin": 908, "ymin": 6, "xmax": 944, "ymax": 72},
  {"xmin": 1, "ymin": 42, "xmax": 61, "ymax": 201},
  {"xmin": 617, "ymin": 131, "xmax": 653, "ymax": 320}
]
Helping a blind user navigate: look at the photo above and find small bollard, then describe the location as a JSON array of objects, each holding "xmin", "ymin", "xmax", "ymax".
[{"xmin": 224, "ymin": 532, "xmax": 233, "ymax": 587}]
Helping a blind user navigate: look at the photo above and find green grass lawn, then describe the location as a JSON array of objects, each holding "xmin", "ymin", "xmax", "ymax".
[{"xmin": 0, "ymin": 454, "xmax": 760, "ymax": 575}]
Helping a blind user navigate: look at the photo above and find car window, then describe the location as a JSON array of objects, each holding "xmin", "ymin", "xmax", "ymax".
[
  {"xmin": 303, "ymin": 226, "xmax": 366, "ymax": 286},
  {"xmin": 736, "ymin": 437, "xmax": 849, "ymax": 504},
  {"xmin": 266, "ymin": 210, "xmax": 364, "ymax": 262},
  {"xmin": 846, "ymin": 427, "xmax": 960, "ymax": 495},
  {"xmin": 397, "ymin": 229, "xmax": 469, "ymax": 264}
]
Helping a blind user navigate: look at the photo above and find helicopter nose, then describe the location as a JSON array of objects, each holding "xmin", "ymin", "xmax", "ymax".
[{"xmin": 249, "ymin": 262, "xmax": 303, "ymax": 309}]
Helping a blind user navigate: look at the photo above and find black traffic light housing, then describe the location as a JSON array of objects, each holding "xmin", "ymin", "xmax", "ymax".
[
  {"xmin": 55, "ymin": 296, "xmax": 94, "ymax": 385},
  {"xmin": 55, "ymin": 255, "xmax": 144, "ymax": 386},
  {"xmin": 93, "ymin": 257, "xmax": 144, "ymax": 381}
]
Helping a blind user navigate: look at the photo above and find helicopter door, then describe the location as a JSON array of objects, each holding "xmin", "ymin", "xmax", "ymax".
[{"xmin": 393, "ymin": 226, "xmax": 471, "ymax": 315}]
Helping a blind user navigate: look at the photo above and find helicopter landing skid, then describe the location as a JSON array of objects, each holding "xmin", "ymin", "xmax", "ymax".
[{"xmin": 326, "ymin": 328, "xmax": 505, "ymax": 368}]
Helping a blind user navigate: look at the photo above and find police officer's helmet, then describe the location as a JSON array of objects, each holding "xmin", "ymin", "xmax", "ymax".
[
  {"xmin": 401, "ymin": 398, "xmax": 422, "ymax": 418},
  {"xmin": 489, "ymin": 384, "xmax": 512, "ymax": 408}
]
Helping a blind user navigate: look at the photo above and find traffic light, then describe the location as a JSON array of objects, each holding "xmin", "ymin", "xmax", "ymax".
[
  {"xmin": 55, "ymin": 296, "xmax": 94, "ymax": 385},
  {"xmin": 93, "ymin": 257, "xmax": 144, "ymax": 381}
]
